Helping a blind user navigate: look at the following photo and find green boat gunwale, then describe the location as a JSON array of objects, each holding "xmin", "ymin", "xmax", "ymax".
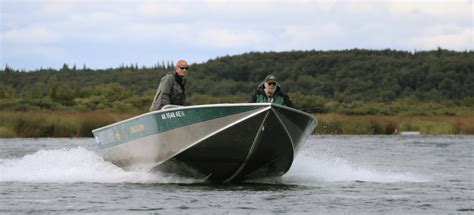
[
  {"xmin": 93, "ymin": 104, "xmax": 269, "ymax": 148},
  {"xmin": 92, "ymin": 103, "xmax": 316, "ymax": 133},
  {"xmin": 91, "ymin": 103, "xmax": 282, "ymax": 133}
]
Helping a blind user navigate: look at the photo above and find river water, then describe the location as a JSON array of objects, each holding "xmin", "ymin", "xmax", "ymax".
[{"xmin": 0, "ymin": 135, "xmax": 472, "ymax": 214}]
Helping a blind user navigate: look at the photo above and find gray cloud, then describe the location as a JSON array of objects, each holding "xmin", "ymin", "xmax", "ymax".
[{"xmin": 1, "ymin": 0, "xmax": 472, "ymax": 70}]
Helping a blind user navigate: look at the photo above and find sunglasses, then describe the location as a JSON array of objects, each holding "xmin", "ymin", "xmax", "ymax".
[
  {"xmin": 179, "ymin": 67, "xmax": 189, "ymax": 71},
  {"xmin": 267, "ymin": 82, "xmax": 277, "ymax": 86}
]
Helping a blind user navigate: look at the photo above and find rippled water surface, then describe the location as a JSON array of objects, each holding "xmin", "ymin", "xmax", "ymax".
[{"xmin": 1, "ymin": 136, "xmax": 472, "ymax": 214}]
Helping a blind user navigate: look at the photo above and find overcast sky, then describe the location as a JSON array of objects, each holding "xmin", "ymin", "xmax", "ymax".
[{"xmin": 1, "ymin": 0, "xmax": 472, "ymax": 70}]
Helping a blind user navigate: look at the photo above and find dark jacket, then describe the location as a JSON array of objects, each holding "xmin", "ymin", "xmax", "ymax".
[
  {"xmin": 149, "ymin": 71, "xmax": 186, "ymax": 111},
  {"xmin": 249, "ymin": 83, "xmax": 294, "ymax": 108}
]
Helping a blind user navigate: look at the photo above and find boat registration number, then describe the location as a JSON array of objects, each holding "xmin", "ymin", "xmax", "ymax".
[{"xmin": 161, "ymin": 110, "xmax": 186, "ymax": 120}]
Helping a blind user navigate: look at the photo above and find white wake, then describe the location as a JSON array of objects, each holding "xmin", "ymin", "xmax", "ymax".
[{"xmin": 0, "ymin": 147, "xmax": 196, "ymax": 184}]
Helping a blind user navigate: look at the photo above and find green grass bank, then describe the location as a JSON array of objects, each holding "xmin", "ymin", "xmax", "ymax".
[{"xmin": 0, "ymin": 111, "xmax": 473, "ymax": 138}]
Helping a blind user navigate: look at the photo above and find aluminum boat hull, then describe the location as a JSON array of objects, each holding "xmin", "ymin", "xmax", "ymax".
[{"xmin": 92, "ymin": 103, "xmax": 317, "ymax": 182}]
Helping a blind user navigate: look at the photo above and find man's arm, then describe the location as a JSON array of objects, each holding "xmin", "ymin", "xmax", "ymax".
[
  {"xmin": 249, "ymin": 90, "xmax": 257, "ymax": 103},
  {"xmin": 283, "ymin": 93, "xmax": 294, "ymax": 108},
  {"xmin": 149, "ymin": 75, "xmax": 174, "ymax": 111}
]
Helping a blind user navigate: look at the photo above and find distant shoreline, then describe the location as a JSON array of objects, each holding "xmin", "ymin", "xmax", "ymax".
[{"xmin": 0, "ymin": 111, "xmax": 472, "ymax": 138}]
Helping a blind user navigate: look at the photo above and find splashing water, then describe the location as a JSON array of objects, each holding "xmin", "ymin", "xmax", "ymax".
[
  {"xmin": 0, "ymin": 147, "xmax": 196, "ymax": 184},
  {"xmin": 0, "ymin": 146, "xmax": 429, "ymax": 184},
  {"xmin": 282, "ymin": 151, "xmax": 431, "ymax": 184}
]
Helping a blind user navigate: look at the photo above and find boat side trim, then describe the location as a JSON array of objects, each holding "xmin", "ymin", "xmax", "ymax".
[
  {"xmin": 92, "ymin": 103, "xmax": 273, "ymax": 133},
  {"xmin": 222, "ymin": 111, "xmax": 270, "ymax": 183},
  {"xmin": 95, "ymin": 105, "xmax": 265, "ymax": 149},
  {"xmin": 270, "ymin": 103, "xmax": 317, "ymax": 121}
]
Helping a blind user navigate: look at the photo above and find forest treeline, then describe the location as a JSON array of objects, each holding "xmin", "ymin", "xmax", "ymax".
[{"xmin": 1, "ymin": 48, "xmax": 473, "ymax": 115}]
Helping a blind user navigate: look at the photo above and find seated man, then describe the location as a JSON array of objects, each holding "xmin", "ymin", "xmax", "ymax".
[{"xmin": 249, "ymin": 75, "xmax": 294, "ymax": 107}]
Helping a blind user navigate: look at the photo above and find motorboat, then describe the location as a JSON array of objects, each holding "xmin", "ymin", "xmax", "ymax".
[{"xmin": 92, "ymin": 103, "xmax": 317, "ymax": 183}]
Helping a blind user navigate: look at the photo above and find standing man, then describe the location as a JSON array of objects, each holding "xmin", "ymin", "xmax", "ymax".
[
  {"xmin": 250, "ymin": 75, "xmax": 294, "ymax": 107},
  {"xmin": 150, "ymin": 59, "xmax": 189, "ymax": 111}
]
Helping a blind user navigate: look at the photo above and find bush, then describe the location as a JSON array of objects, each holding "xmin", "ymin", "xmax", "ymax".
[{"xmin": 0, "ymin": 127, "xmax": 15, "ymax": 138}]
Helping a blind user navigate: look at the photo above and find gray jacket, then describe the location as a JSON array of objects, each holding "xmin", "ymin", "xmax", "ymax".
[{"xmin": 149, "ymin": 72, "xmax": 186, "ymax": 111}]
